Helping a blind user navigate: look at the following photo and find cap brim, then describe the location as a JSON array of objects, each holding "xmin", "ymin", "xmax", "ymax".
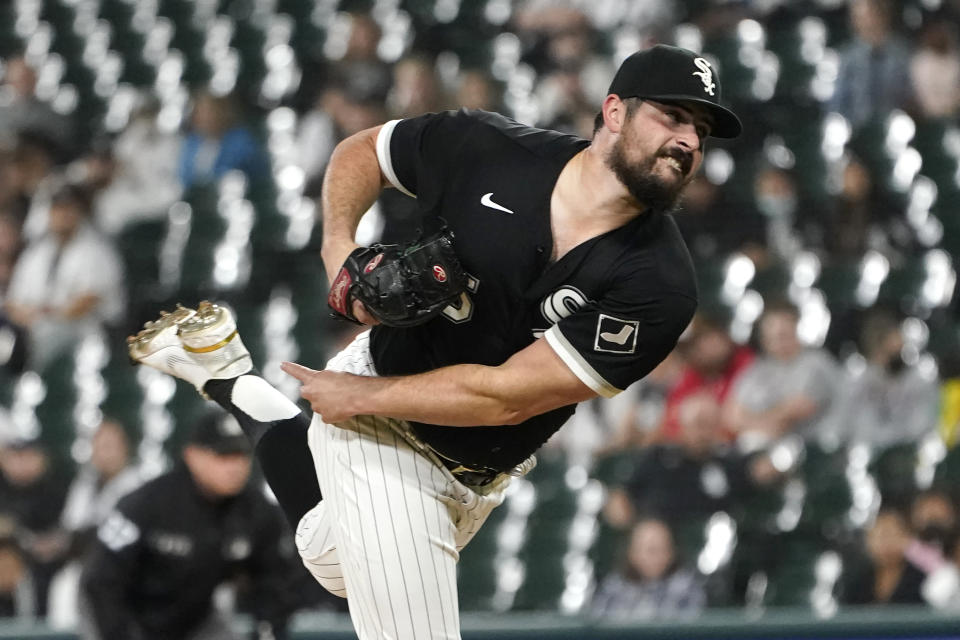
[
  {"xmin": 201, "ymin": 440, "xmax": 252, "ymax": 455},
  {"xmin": 644, "ymin": 94, "xmax": 743, "ymax": 139}
]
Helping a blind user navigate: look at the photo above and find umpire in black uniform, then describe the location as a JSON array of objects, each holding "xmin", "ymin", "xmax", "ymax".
[{"xmin": 80, "ymin": 411, "xmax": 297, "ymax": 640}]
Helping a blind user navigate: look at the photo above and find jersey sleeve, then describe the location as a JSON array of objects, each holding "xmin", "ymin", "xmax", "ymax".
[
  {"xmin": 545, "ymin": 288, "xmax": 696, "ymax": 398},
  {"xmin": 375, "ymin": 110, "xmax": 477, "ymax": 199}
]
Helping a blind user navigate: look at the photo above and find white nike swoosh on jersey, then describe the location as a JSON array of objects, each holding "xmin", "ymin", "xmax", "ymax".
[
  {"xmin": 480, "ymin": 193, "xmax": 514, "ymax": 214},
  {"xmin": 600, "ymin": 325, "xmax": 635, "ymax": 345}
]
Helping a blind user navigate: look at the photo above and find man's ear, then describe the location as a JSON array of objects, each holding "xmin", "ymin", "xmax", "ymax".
[{"xmin": 602, "ymin": 95, "xmax": 627, "ymax": 134}]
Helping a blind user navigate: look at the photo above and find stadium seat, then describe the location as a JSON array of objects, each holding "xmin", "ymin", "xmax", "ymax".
[
  {"xmin": 766, "ymin": 17, "xmax": 818, "ymax": 103},
  {"xmin": 100, "ymin": 354, "xmax": 147, "ymax": 432},
  {"xmin": 512, "ymin": 453, "xmax": 576, "ymax": 611},
  {"xmin": 457, "ymin": 505, "xmax": 509, "ymax": 611},
  {"xmin": 912, "ymin": 119, "xmax": 958, "ymax": 191},
  {"xmin": 762, "ymin": 534, "xmax": 829, "ymax": 608},
  {"xmin": 868, "ymin": 442, "xmax": 920, "ymax": 504},
  {"xmin": 933, "ymin": 441, "xmax": 960, "ymax": 488},
  {"xmin": 798, "ymin": 443, "xmax": 853, "ymax": 541},
  {"xmin": 0, "ymin": 4, "xmax": 19, "ymax": 57},
  {"xmin": 34, "ymin": 347, "xmax": 79, "ymax": 462},
  {"xmin": 118, "ymin": 218, "xmax": 167, "ymax": 291}
]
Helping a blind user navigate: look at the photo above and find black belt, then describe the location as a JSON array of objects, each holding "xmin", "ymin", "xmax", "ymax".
[{"xmin": 432, "ymin": 451, "xmax": 503, "ymax": 487}]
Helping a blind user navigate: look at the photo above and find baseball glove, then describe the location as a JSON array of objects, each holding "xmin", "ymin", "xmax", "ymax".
[{"xmin": 327, "ymin": 229, "xmax": 468, "ymax": 327}]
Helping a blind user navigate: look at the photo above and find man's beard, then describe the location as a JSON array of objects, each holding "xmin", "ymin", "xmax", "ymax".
[{"xmin": 606, "ymin": 137, "xmax": 689, "ymax": 212}]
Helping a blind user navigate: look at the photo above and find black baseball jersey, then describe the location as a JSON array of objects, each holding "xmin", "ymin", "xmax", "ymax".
[
  {"xmin": 80, "ymin": 463, "xmax": 297, "ymax": 640},
  {"xmin": 372, "ymin": 109, "xmax": 697, "ymax": 471}
]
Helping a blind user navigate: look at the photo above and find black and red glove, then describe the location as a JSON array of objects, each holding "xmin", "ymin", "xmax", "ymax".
[{"xmin": 327, "ymin": 229, "xmax": 467, "ymax": 328}]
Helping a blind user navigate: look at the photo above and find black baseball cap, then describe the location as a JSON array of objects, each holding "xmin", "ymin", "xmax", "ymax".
[
  {"xmin": 188, "ymin": 412, "xmax": 251, "ymax": 455},
  {"xmin": 608, "ymin": 45, "xmax": 742, "ymax": 139}
]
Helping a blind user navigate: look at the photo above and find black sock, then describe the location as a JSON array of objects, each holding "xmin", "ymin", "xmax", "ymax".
[
  {"xmin": 256, "ymin": 424, "xmax": 323, "ymax": 530},
  {"xmin": 204, "ymin": 374, "xmax": 322, "ymax": 529}
]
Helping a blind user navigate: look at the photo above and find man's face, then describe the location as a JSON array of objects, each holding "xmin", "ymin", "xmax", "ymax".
[
  {"xmin": 4, "ymin": 58, "xmax": 36, "ymax": 98},
  {"xmin": 91, "ymin": 421, "xmax": 129, "ymax": 478},
  {"xmin": 867, "ymin": 511, "xmax": 910, "ymax": 567},
  {"xmin": 0, "ymin": 446, "xmax": 47, "ymax": 487},
  {"xmin": 759, "ymin": 310, "xmax": 801, "ymax": 360},
  {"xmin": 605, "ymin": 99, "xmax": 709, "ymax": 212},
  {"xmin": 184, "ymin": 446, "xmax": 252, "ymax": 498},
  {"xmin": 628, "ymin": 520, "xmax": 676, "ymax": 580},
  {"xmin": 48, "ymin": 200, "xmax": 84, "ymax": 240}
]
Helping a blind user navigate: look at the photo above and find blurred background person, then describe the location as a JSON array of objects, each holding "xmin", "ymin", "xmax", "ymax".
[
  {"xmin": 675, "ymin": 174, "xmax": 767, "ymax": 264},
  {"xmin": 178, "ymin": 91, "xmax": 270, "ymax": 190},
  {"xmin": 910, "ymin": 19, "xmax": 960, "ymax": 120},
  {"xmin": 604, "ymin": 392, "xmax": 783, "ymax": 534},
  {"xmin": 4, "ymin": 184, "xmax": 125, "ymax": 369},
  {"xmin": 50, "ymin": 419, "xmax": 142, "ymax": 629},
  {"xmin": 841, "ymin": 506, "xmax": 926, "ymax": 606},
  {"xmin": 829, "ymin": 0, "xmax": 913, "ymax": 130},
  {"xmin": 660, "ymin": 310, "xmax": 754, "ymax": 444},
  {"xmin": 387, "ymin": 55, "xmax": 447, "ymax": 119},
  {"xmin": 296, "ymin": 81, "xmax": 389, "ymax": 199},
  {"xmin": 0, "ymin": 209, "xmax": 22, "ymax": 304},
  {"xmin": 723, "ymin": 299, "xmax": 839, "ymax": 449},
  {"xmin": 0, "ymin": 55, "xmax": 74, "ymax": 158},
  {"xmin": 79, "ymin": 411, "xmax": 297, "ymax": 640},
  {"xmin": 327, "ymin": 12, "xmax": 392, "ymax": 112},
  {"xmin": 61, "ymin": 419, "xmax": 142, "ymax": 557},
  {"xmin": 0, "ymin": 530, "xmax": 33, "ymax": 619},
  {"xmin": 0, "ymin": 437, "xmax": 72, "ymax": 619},
  {"xmin": 824, "ymin": 153, "xmax": 900, "ymax": 259},
  {"xmin": 582, "ymin": 348, "xmax": 688, "ymax": 459},
  {"xmin": 6, "ymin": 132, "xmax": 59, "ymax": 233},
  {"xmin": 0, "ymin": 208, "xmax": 27, "ymax": 375},
  {"xmin": 295, "ymin": 10, "xmax": 392, "ymax": 197},
  {"xmin": 590, "ymin": 518, "xmax": 706, "ymax": 620},
  {"xmin": 87, "ymin": 98, "xmax": 183, "ymax": 236},
  {"xmin": 909, "ymin": 489, "xmax": 958, "ymax": 557},
  {"xmin": 512, "ymin": 4, "xmax": 611, "ymax": 104},
  {"xmin": 750, "ymin": 165, "xmax": 806, "ymax": 261},
  {"xmin": 837, "ymin": 308, "xmax": 939, "ymax": 448},
  {"xmin": 454, "ymin": 69, "xmax": 502, "ymax": 112},
  {"xmin": 921, "ymin": 530, "xmax": 960, "ymax": 612}
]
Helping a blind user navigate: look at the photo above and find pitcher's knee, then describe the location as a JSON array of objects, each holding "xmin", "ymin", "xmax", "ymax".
[
  {"xmin": 296, "ymin": 502, "xmax": 346, "ymax": 598},
  {"xmin": 300, "ymin": 556, "xmax": 348, "ymax": 598}
]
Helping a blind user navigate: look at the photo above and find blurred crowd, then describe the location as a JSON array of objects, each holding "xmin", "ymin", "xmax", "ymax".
[{"xmin": 1, "ymin": 0, "xmax": 960, "ymax": 632}]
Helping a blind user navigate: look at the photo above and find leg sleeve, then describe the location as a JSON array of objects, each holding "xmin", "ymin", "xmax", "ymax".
[{"xmin": 204, "ymin": 374, "xmax": 322, "ymax": 529}]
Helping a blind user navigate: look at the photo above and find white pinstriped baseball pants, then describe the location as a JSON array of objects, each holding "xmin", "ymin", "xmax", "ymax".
[{"xmin": 294, "ymin": 331, "xmax": 519, "ymax": 640}]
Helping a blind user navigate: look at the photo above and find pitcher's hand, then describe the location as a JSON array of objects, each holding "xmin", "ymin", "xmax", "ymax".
[{"xmin": 281, "ymin": 361, "xmax": 365, "ymax": 424}]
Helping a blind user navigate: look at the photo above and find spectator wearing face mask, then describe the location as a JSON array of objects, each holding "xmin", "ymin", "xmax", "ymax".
[
  {"xmin": 910, "ymin": 489, "xmax": 957, "ymax": 554},
  {"xmin": 835, "ymin": 308, "xmax": 939, "ymax": 449}
]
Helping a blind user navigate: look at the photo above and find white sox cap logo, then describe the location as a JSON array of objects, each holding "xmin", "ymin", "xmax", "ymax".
[{"xmin": 692, "ymin": 57, "xmax": 716, "ymax": 96}]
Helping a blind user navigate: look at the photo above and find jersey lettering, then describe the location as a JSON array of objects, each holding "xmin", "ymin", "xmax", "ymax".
[
  {"xmin": 532, "ymin": 287, "xmax": 593, "ymax": 338},
  {"xmin": 441, "ymin": 275, "xmax": 479, "ymax": 323},
  {"xmin": 540, "ymin": 286, "xmax": 589, "ymax": 324}
]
